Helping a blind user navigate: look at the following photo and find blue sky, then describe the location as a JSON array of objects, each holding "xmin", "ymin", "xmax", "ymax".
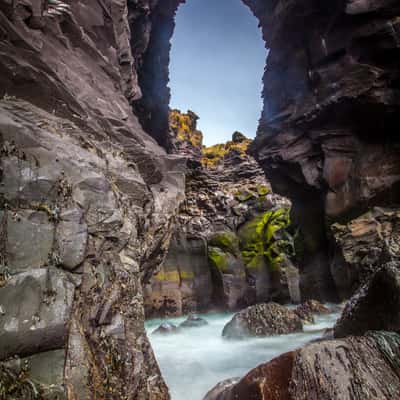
[{"xmin": 169, "ymin": 0, "xmax": 266, "ymax": 146}]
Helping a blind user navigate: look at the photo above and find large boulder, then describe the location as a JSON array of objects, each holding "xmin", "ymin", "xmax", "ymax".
[
  {"xmin": 222, "ymin": 303, "xmax": 303, "ymax": 339},
  {"xmin": 294, "ymin": 299, "xmax": 330, "ymax": 324},
  {"xmin": 334, "ymin": 262, "xmax": 400, "ymax": 338},
  {"xmin": 203, "ymin": 378, "xmax": 240, "ymax": 400},
  {"xmin": 180, "ymin": 314, "xmax": 208, "ymax": 328},
  {"xmin": 152, "ymin": 322, "xmax": 179, "ymax": 335},
  {"xmin": 208, "ymin": 331, "xmax": 400, "ymax": 400}
]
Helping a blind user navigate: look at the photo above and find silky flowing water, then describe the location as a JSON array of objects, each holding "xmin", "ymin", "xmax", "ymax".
[{"xmin": 146, "ymin": 307, "xmax": 340, "ymax": 400}]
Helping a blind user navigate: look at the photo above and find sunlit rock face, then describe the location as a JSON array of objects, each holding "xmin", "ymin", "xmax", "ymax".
[
  {"xmin": 250, "ymin": 1, "xmax": 400, "ymax": 301},
  {"xmin": 0, "ymin": 1, "xmax": 185, "ymax": 398}
]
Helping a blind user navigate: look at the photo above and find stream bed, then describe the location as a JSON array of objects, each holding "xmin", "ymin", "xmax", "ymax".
[{"xmin": 146, "ymin": 307, "xmax": 340, "ymax": 400}]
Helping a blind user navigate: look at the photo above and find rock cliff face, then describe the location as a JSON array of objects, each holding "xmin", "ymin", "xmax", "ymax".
[
  {"xmin": 250, "ymin": 0, "xmax": 400, "ymax": 300},
  {"xmin": 144, "ymin": 111, "xmax": 297, "ymax": 317},
  {"xmin": 2, "ymin": 0, "xmax": 400, "ymax": 397},
  {"xmin": 0, "ymin": 1, "xmax": 185, "ymax": 398},
  {"xmin": 127, "ymin": 0, "xmax": 400, "ymax": 301}
]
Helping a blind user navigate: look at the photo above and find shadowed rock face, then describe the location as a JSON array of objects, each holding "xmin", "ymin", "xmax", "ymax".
[
  {"xmin": 334, "ymin": 262, "xmax": 400, "ymax": 338},
  {"xmin": 331, "ymin": 207, "xmax": 400, "ymax": 297},
  {"xmin": 0, "ymin": 1, "xmax": 186, "ymax": 398},
  {"xmin": 250, "ymin": 1, "xmax": 400, "ymax": 300}
]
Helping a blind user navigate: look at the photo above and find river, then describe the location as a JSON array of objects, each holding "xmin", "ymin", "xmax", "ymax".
[{"xmin": 146, "ymin": 307, "xmax": 340, "ymax": 400}]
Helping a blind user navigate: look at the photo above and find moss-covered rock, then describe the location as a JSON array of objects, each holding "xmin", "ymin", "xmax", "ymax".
[
  {"xmin": 201, "ymin": 135, "xmax": 252, "ymax": 168},
  {"xmin": 234, "ymin": 190, "xmax": 256, "ymax": 203},
  {"xmin": 239, "ymin": 208, "xmax": 291, "ymax": 272},
  {"xmin": 257, "ymin": 185, "xmax": 270, "ymax": 197},
  {"xmin": 208, "ymin": 247, "xmax": 229, "ymax": 273},
  {"xmin": 209, "ymin": 232, "xmax": 240, "ymax": 255}
]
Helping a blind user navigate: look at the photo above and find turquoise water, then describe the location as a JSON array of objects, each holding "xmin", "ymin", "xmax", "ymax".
[{"xmin": 146, "ymin": 307, "xmax": 340, "ymax": 400}]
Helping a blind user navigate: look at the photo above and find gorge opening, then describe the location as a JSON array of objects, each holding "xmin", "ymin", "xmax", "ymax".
[{"xmin": 169, "ymin": 0, "xmax": 266, "ymax": 146}]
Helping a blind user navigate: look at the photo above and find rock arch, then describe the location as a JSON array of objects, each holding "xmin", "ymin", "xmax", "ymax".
[{"xmin": 129, "ymin": 0, "xmax": 400, "ymax": 300}]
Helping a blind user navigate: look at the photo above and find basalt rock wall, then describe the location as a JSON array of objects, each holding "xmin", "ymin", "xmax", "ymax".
[
  {"xmin": 0, "ymin": 1, "xmax": 185, "ymax": 398},
  {"xmin": 251, "ymin": 0, "xmax": 400, "ymax": 300},
  {"xmin": 130, "ymin": 0, "xmax": 400, "ymax": 301}
]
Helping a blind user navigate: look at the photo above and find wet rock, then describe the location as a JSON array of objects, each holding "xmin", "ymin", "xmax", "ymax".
[
  {"xmin": 203, "ymin": 377, "xmax": 240, "ymax": 400},
  {"xmin": 0, "ymin": 268, "xmax": 75, "ymax": 360},
  {"xmin": 289, "ymin": 332, "xmax": 400, "ymax": 399},
  {"xmin": 180, "ymin": 314, "xmax": 208, "ymax": 328},
  {"xmin": 152, "ymin": 322, "xmax": 179, "ymax": 335},
  {"xmin": 334, "ymin": 262, "xmax": 400, "ymax": 338},
  {"xmin": 208, "ymin": 241, "xmax": 248, "ymax": 310},
  {"xmin": 205, "ymin": 352, "xmax": 295, "ymax": 400},
  {"xmin": 222, "ymin": 303, "xmax": 303, "ymax": 339},
  {"xmin": 295, "ymin": 299, "xmax": 330, "ymax": 324},
  {"xmin": 213, "ymin": 332, "xmax": 400, "ymax": 400}
]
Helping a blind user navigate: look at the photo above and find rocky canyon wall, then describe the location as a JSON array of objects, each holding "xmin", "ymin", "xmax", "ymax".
[
  {"xmin": 144, "ymin": 111, "xmax": 298, "ymax": 318},
  {"xmin": 127, "ymin": 0, "xmax": 400, "ymax": 301},
  {"xmin": 0, "ymin": 1, "xmax": 185, "ymax": 398},
  {"xmin": 250, "ymin": 0, "xmax": 400, "ymax": 299}
]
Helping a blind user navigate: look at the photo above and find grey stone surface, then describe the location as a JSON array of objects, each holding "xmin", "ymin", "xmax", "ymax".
[
  {"xmin": 0, "ymin": 268, "xmax": 75, "ymax": 359},
  {"xmin": 5, "ymin": 210, "xmax": 55, "ymax": 273},
  {"xmin": 56, "ymin": 208, "xmax": 87, "ymax": 271}
]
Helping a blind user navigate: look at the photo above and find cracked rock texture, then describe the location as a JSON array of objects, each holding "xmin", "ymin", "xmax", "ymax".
[
  {"xmin": 331, "ymin": 207, "xmax": 400, "ymax": 297},
  {"xmin": 0, "ymin": 1, "xmax": 185, "ymax": 398}
]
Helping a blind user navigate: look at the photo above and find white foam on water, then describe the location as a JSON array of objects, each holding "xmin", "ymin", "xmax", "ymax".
[{"xmin": 146, "ymin": 307, "xmax": 340, "ymax": 400}]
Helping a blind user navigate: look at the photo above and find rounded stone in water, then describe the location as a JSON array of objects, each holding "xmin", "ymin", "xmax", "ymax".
[
  {"xmin": 180, "ymin": 314, "xmax": 209, "ymax": 328},
  {"xmin": 152, "ymin": 322, "xmax": 179, "ymax": 335}
]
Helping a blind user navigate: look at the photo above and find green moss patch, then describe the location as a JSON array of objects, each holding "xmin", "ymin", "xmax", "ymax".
[
  {"xmin": 209, "ymin": 232, "xmax": 239, "ymax": 255},
  {"xmin": 239, "ymin": 208, "xmax": 291, "ymax": 271},
  {"xmin": 208, "ymin": 247, "xmax": 229, "ymax": 273},
  {"xmin": 257, "ymin": 185, "xmax": 270, "ymax": 196}
]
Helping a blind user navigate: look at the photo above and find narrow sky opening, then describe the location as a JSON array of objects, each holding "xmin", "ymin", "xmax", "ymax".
[{"xmin": 169, "ymin": 0, "xmax": 266, "ymax": 146}]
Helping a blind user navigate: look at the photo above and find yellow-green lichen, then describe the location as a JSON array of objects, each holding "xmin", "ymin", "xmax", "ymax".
[
  {"xmin": 153, "ymin": 270, "xmax": 181, "ymax": 282},
  {"xmin": 208, "ymin": 232, "xmax": 239, "ymax": 255},
  {"xmin": 153, "ymin": 269, "xmax": 195, "ymax": 282},
  {"xmin": 234, "ymin": 190, "xmax": 256, "ymax": 202},
  {"xmin": 208, "ymin": 247, "xmax": 229, "ymax": 273},
  {"xmin": 170, "ymin": 109, "xmax": 203, "ymax": 149},
  {"xmin": 201, "ymin": 136, "xmax": 252, "ymax": 168},
  {"xmin": 257, "ymin": 185, "xmax": 270, "ymax": 197}
]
